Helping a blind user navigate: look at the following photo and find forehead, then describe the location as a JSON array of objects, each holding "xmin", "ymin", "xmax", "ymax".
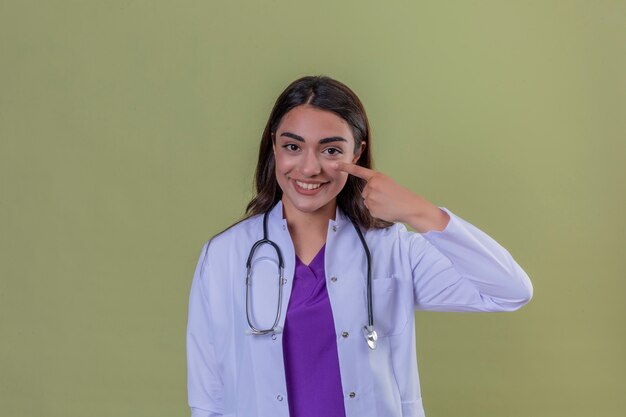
[{"xmin": 276, "ymin": 105, "xmax": 354, "ymax": 143}]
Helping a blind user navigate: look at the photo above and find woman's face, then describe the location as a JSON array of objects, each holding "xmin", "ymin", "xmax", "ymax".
[{"xmin": 272, "ymin": 104, "xmax": 365, "ymax": 217}]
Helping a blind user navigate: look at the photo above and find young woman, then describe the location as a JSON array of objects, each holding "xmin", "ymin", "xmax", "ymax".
[{"xmin": 186, "ymin": 75, "xmax": 533, "ymax": 417}]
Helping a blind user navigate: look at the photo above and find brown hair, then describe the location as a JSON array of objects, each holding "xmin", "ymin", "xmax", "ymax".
[{"xmin": 218, "ymin": 75, "xmax": 393, "ymax": 237}]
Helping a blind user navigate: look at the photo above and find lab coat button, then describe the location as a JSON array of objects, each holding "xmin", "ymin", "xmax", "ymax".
[
  {"xmin": 271, "ymin": 333, "xmax": 277, "ymax": 340},
  {"xmin": 330, "ymin": 276, "xmax": 338, "ymax": 283},
  {"xmin": 332, "ymin": 225, "xmax": 337, "ymax": 232},
  {"xmin": 341, "ymin": 331, "xmax": 349, "ymax": 338},
  {"xmin": 277, "ymin": 394, "xmax": 283, "ymax": 401},
  {"xmin": 349, "ymin": 392, "xmax": 356, "ymax": 398}
]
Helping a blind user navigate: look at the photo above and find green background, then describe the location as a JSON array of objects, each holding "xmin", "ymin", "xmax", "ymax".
[{"xmin": 1, "ymin": 1, "xmax": 624, "ymax": 416}]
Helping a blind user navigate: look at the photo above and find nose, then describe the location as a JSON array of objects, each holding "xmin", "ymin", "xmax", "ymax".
[{"xmin": 300, "ymin": 149, "xmax": 321, "ymax": 177}]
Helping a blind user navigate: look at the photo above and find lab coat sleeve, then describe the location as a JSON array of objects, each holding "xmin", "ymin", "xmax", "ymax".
[
  {"xmin": 410, "ymin": 207, "xmax": 533, "ymax": 312},
  {"xmin": 186, "ymin": 240, "xmax": 225, "ymax": 417}
]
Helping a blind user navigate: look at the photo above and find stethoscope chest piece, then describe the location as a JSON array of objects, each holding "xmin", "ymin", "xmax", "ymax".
[{"xmin": 363, "ymin": 325, "xmax": 378, "ymax": 350}]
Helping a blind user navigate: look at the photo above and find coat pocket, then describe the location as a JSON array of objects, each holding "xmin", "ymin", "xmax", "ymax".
[{"xmin": 364, "ymin": 275, "xmax": 409, "ymax": 337}]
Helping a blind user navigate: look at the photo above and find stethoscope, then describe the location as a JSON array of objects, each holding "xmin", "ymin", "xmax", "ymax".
[{"xmin": 245, "ymin": 204, "xmax": 378, "ymax": 350}]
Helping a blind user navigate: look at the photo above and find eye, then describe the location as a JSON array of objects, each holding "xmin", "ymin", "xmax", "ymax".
[
  {"xmin": 323, "ymin": 147, "xmax": 343, "ymax": 156},
  {"xmin": 283, "ymin": 144, "xmax": 300, "ymax": 152}
]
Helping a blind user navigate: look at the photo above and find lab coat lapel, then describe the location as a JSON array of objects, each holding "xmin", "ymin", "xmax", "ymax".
[
  {"xmin": 267, "ymin": 200, "xmax": 295, "ymax": 333},
  {"xmin": 327, "ymin": 207, "xmax": 370, "ymax": 324}
]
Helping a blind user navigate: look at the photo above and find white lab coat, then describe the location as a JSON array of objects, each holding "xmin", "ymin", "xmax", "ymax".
[{"xmin": 187, "ymin": 200, "xmax": 533, "ymax": 417}]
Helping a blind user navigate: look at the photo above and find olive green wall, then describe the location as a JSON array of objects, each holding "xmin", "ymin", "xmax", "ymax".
[{"xmin": 1, "ymin": 1, "xmax": 624, "ymax": 416}]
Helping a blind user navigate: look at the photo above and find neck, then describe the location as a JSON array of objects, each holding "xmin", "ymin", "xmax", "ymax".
[{"xmin": 281, "ymin": 198, "xmax": 337, "ymax": 237}]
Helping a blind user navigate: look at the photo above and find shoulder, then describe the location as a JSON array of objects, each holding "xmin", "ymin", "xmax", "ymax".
[
  {"xmin": 193, "ymin": 214, "xmax": 262, "ymax": 277},
  {"xmin": 365, "ymin": 221, "xmax": 420, "ymax": 241},
  {"xmin": 363, "ymin": 221, "xmax": 429, "ymax": 256},
  {"xmin": 204, "ymin": 213, "xmax": 263, "ymax": 253}
]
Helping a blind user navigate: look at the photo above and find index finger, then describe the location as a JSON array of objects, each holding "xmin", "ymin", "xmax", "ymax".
[{"xmin": 333, "ymin": 161, "xmax": 376, "ymax": 181}]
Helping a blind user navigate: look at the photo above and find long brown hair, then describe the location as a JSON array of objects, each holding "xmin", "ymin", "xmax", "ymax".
[{"xmin": 219, "ymin": 75, "xmax": 393, "ymax": 236}]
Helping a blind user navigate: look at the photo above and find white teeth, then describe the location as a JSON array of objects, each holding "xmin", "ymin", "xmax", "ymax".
[{"xmin": 295, "ymin": 180, "xmax": 324, "ymax": 190}]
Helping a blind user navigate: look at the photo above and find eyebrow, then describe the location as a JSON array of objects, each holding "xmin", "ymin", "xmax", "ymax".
[{"xmin": 279, "ymin": 131, "xmax": 348, "ymax": 145}]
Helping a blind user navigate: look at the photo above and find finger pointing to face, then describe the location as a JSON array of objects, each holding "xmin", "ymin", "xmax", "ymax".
[{"xmin": 332, "ymin": 161, "xmax": 376, "ymax": 181}]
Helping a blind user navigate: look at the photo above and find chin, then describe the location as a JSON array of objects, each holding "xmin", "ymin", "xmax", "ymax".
[{"xmin": 291, "ymin": 200, "xmax": 330, "ymax": 213}]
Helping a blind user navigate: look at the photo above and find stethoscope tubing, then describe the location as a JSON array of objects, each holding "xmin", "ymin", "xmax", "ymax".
[
  {"xmin": 245, "ymin": 204, "xmax": 377, "ymax": 349},
  {"xmin": 245, "ymin": 209, "xmax": 284, "ymax": 335}
]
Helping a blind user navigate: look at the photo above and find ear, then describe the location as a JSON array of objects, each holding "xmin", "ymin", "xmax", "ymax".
[{"xmin": 352, "ymin": 141, "xmax": 366, "ymax": 164}]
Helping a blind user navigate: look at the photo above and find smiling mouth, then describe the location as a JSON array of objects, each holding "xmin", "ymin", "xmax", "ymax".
[{"xmin": 293, "ymin": 180, "xmax": 329, "ymax": 190}]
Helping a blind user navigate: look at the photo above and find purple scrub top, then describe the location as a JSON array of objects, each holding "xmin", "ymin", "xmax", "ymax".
[{"xmin": 282, "ymin": 243, "xmax": 347, "ymax": 417}]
